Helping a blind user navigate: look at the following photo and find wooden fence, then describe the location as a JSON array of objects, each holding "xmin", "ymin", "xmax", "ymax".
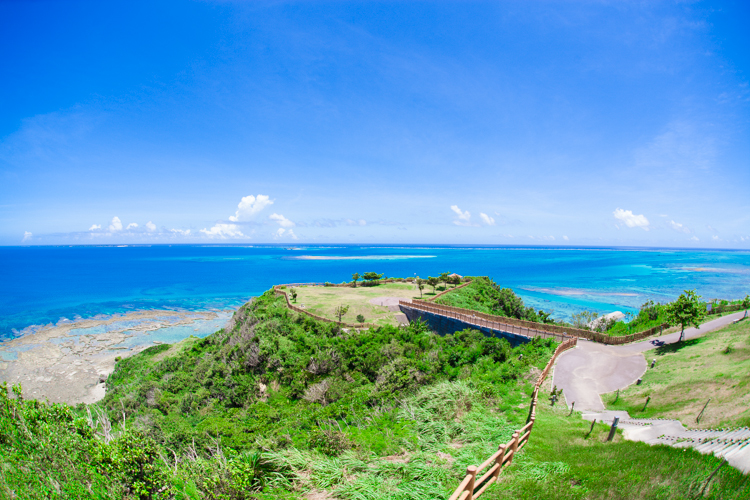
[
  {"xmin": 401, "ymin": 300, "xmax": 572, "ymax": 343},
  {"xmin": 448, "ymin": 337, "xmax": 578, "ymax": 500},
  {"xmin": 407, "ymin": 300, "xmax": 668, "ymax": 345},
  {"xmin": 425, "ymin": 280, "xmax": 473, "ymax": 301}
]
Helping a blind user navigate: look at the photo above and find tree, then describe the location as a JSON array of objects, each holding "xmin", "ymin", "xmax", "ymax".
[
  {"xmin": 449, "ymin": 275, "xmax": 461, "ymax": 287},
  {"xmin": 356, "ymin": 314, "xmax": 365, "ymax": 323},
  {"xmin": 743, "ymin": 295, "xmax": 750, "ymax": 318},
  {"xmin": 362, "ymin": 272, "xmax": 383, "ymax": 286},
  {"xmin": 439, "ymin": 272, "xmax": 450, "ymax": 291},
  {"xmin": 427, "ymin": 276, "xmax": 439, "ymax": 294},
  {"xmin": 334, "ymin": 305, "xmax": 350, "ymax": 323},
  {"xmin": 665, "ymin": 289, "xmax": 707, "ymax": 342},
  {"xmin": 352, "ymin": 273, "xmax": 360, "ymax": 288},
  {"xmin": 289, "ymin": 288, "xmax": 298, "ymax": 303},
  {"xmin": 416, "ymin": 278, "xmax": 425, "ymax": 298}
]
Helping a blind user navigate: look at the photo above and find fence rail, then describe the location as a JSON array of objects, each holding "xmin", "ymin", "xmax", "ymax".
[
  {"xmin": 406, "ymin": 299, "xmax": 668, "ymax": 345},
  {"xmin": 448, "ymin": 337, "xmax": 578, "ymax": 500},
  {"xmin": 401, "ymin": 300, "xmax": 572, "ymax": 343}
]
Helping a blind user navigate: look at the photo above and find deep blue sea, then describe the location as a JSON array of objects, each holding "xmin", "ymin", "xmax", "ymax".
[{"xmin": 1, "ymin": 245, "xmax": 749, "ymax": 342}]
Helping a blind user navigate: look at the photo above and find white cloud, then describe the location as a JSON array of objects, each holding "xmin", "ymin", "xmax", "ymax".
[
  {"xmin": 613, "ymin": 208, "xmax": 649, "ymax": 230},
  {"xmin": 146, "ymin": 221, "xmax": 156, "ymax": 232},
  {"xmin": 479, "ymin": 213, "xmax": 496, "ymax": 226},
  {"xmin": 563, "ymin": 235, "xmax": 569, "ymax": 241},
  {"xmin": 108, "ymin": 216, "xmax": 123, "ymax": 232},
  {"xmin": 22, "ymin": 231, "xmax": 32, "ymax": 242},
  {"xmin": 450, "ymin": 205, "xmax": 473, "ymax": 226},
  {"xmin": 228, "ymin": 195, "xmax": 272, "ymax": 222},
  {"xmin": 201, "ymin": 194, "xmax": 273, "ymax": 239},
  {"xmin": 691, "ymin": 236, "xmax": 699, "ymax": 241},
  {"xmin": 170, "ymin": 228, "xmax": 191, "ymax": 236},
  {"xmin": 126, "ymin": 222, "xmax": 138, "ymax": 230},
  {"xmin": 712, "ymin": 235, "xmax": 719, "ymax": 241},
  {"xmin": 200, "ymin": 223, "xmax": 243, "ymax": 239},
  {"xmin": 269, "ymin": 213, "xmax": 295, "ymax": 228},
  {"xmin": 88, "ymin": 224, "xmax": 101, "ymax": 231},
  {"xmin": 668, "ymin": 220, "xmax": 690, "ymax": 234},
  {"xmin": 274, "ymin": 228, "xmax": 298, "ymax": 240},
  {"xmin": 344, "ymin": 219, "xmax": 367, "ymax": 226}
]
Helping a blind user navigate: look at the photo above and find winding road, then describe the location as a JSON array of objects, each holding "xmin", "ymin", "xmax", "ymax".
[{"xmin": 553, "ymin": 311, "xmax": 747, "ymax": 412}]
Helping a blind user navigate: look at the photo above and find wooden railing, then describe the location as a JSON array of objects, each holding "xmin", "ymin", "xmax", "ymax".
[
  {"xmin": 405, "ymin": 300, "xmax": 668, "ymax": 345},
  {"xmin": 400, "ymin": 300, "xmax": 572, "ymax": 343},
  {"xmin": 448, "ymin": 337, "xmax": 578, "ymax": 500},
  {"xmin": 425, "ymin": 280, "xmax": 473, "ymax": 301}
]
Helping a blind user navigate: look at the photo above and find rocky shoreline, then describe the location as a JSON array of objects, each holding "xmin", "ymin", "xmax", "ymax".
[{"xmin": 0, "ymin": 310, "xmax": 219, "ymax": 404}]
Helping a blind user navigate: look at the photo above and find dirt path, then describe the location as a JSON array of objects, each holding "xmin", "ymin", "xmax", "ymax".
[{"xmin": 553, "ymin": 311, "xmax": 747, "ymax": 411}]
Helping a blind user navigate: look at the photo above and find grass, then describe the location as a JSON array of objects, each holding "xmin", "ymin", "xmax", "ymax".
[
  {"xmin": 291, "ymin": 282, "xmax": 427, "ymax": 326},
  {"xmin": 605, "ymin": 317, "xmax": 750, "ymax": 429},
  {"xmin": 481, "ymin": 402, "xmax": 750, "ymax": 500}
]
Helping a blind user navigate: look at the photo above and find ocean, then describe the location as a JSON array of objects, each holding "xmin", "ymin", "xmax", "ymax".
[{"xmin": 1, "ymin": 245, "xmax": 749, "ymax": 345}]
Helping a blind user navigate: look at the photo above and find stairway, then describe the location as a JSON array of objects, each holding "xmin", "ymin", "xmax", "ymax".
[{"xmin": 581, "ymin": 410, "xmax": 750, "ymax": 474}]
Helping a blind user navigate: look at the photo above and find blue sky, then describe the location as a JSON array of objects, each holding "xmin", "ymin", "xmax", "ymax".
[{"xmin": 1, "ymin": 1, "xmax": 748, "ymax": 247}]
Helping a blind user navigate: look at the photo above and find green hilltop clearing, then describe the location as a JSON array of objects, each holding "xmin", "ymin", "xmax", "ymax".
[
  {"xmin": 1, "ymin": 279, "xmax": 749, "ymax": 499},
  {"xmin": 287, "ymin": 281, "xmax": 423, "ymax": 326}
]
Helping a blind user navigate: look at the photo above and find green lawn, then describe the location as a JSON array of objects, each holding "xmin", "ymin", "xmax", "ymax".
[
  {"xmin": 606, "ymin": 318, "xmax": 750, "ymax": 429},
  {"xmin": 482, "ymin": 401, "xmax": 750, "ymax": 500},
  {"xmin": 290, "ymin": 282, "xmax": 427, "ymax": 326}
]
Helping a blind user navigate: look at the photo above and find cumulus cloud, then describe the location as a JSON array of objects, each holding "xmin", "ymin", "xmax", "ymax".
[
  {"xmin": 345, "ymin": 219, "xmax": 367, "ymax": 226},
  {"xmin": 170, "ymin": 229, "xmax": 191, "ymax": 236},
  {"xmin": 274, "ymin": 228, "xmax": 298, "ymax": 240},
  {"xmin": 269, "ymin": 213, "xmax": 295, "ymax": 228},
  {"xmin": 146, "ymin": 221, "xmax": 156, "ymax": 232},
  {"xmin": 668, "ymin": 220, "xmax": 690, "ymax": 233},
  {"xmin": 563, "ymin": 235, "xmax": 569, "ymax": 241},
  {"xmin": 229, "ymin": 195, "xmax": 273, "ymax": 222},
  {"xmin": 691, "ymin": 236, "xmax": 700, "ymax": 241},
  {"xmin": 88, "ymin": 224, "xmax": 101, "ymax": 231},
  {"xmin": 22, "ymin": 231, "xmax": 32, "ymax": 242},
  {"xmin": 200, "ymin": 223, "xmax": 243, "ymax": 239},
  {"xmin": 450, "ymin": 205, "xmax": 473, "ymax": 226},
  {"xmin": 108, "ymin": 216, "xmax": 123, "ymax": 232},
  {"xmin": 613, "ymin": 208, "xmax": 649, "ymax": 230},
  {"xmin": 479, "ymin": 213, "xmax": 496, "ymax": 226},
  {"xmin": 126, "ymin": 222, "xmax": 138, "ymax": 230},
  {"xmin": 201, "ymin": 194, "xmax": 273, "ymax": 239},
  {"xmin": 712, "ymin": 235, "xmax": 719, "ymax": 241}
]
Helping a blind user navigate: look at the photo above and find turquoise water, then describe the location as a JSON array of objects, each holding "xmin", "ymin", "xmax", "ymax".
[{"xmin": 1, "ymin": 245, "xmax": 748, "ymax": 341}]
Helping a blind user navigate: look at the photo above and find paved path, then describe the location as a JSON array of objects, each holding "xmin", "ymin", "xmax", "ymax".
[
  {"xmin": 582, "ymin": 410, "xmax": 750, "ymax": 474},
  {"xmin": 553, "ymin": 311, "xmax": 747, "ymax": 412}
]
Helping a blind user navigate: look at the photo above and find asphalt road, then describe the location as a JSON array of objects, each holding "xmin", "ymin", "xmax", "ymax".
[{"xmin": 552, "ymin": 311, "xmax": 747, "ymax": 411}]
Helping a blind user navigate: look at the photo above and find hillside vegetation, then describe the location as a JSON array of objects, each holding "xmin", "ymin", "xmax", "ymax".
[
  {"xmin": 435, "ymin": 277, "xmax": 556, "ymax": 324},
  {"xmin": 1, "ymin": 290, "xmax": 557, "ymax": 499},
  {"xmin": 607, "ymin": 317, "xmax": 750, "ymax": 428}
]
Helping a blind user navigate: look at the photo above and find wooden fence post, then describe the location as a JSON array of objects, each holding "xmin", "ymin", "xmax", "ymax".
[
  {"xmin": 493, "ymin": 444, "xmax": 506, "ymax": 479},
  {"xmin": 466, "ymin": 466, "xmax": 478, "ymax": 500},
  {"xmin": 509, "ymin": 431, "xmax": 520, "ymax": 464}
]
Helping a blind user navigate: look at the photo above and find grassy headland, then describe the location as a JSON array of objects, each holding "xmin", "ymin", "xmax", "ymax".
[{"xmin": 290, "ymin": 281, "xmax": 422, "ymax": 326}]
